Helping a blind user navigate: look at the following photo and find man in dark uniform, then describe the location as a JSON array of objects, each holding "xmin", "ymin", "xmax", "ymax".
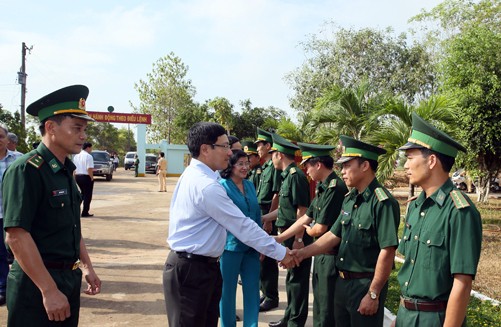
[
  {"xmin": 242, "ymin": 140, "xmax": 261, "ymax": 189},
  {"xmin": 3, "ymin": 85, "xmax": 101, "ymax": 326},
  {"xmin": 394, "ymin": 113, "xmax": 482, "ymax": 327},
  {"xmin": 262, "ymin": 133, "xmax": 311, "ymax": 327},
  {"xmin": 255, "ymin": 128, "xmax": 282, "ymax": 311},
  {"xmin": 276, "ymin": 142, "xmax": 348, "ymax": 326},
  {"xmin": 287, "ymin": 136, "xmax": 400, "ymax": 327}
]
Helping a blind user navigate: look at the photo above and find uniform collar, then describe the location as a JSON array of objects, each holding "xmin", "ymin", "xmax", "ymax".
[
  {"xmin": 262, "ymin": 159, "xmax": 272, "ymax": 169},
  {"xmin": 349, "ymin": 177, "xmax": 380, "ymax": 202},
  {"xmin": 415, "ymin": 178, "xmax": 454, "ymax": 208},
  {"xmin": 317, "ymin": 171, "xmax": 338, "ymax": 193},
  {"xmin": 36, "ymin": 142, "xmax": 76, "ymax": 174},
  {"xmin": 281, "ymin": 162, "xmax": 297, "ymax": 179}
]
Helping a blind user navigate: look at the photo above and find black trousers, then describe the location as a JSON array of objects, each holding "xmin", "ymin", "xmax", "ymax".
[
  {"xmin": 75, "ymin": 175, "xmax": 94, "ymax": 215},
  {"xmin": 163, "ymin": 251, "xmax": 222, "ymax": 327}
]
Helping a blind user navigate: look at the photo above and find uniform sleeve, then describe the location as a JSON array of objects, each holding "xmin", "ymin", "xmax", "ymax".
[
  {"xmin": 375, "ymin": 198, "xmax": 400, "ymax": 249},
  {"xmin": 315, "ymin": 187, "xmax": 345, "ymax": 226},
  {"xmin": 306, "ymin": 197, "xmax": 316, "ymax": 218},
  {"xmin": 2, "ymin": 163, "xmax": 41, "ymax": 232},
  {"xmin": 202, "ymin": 183, "xmax": 286, "ymax": 261},
  {"xmin": 448, "ymin": 206, "xmax": 482, "ymax": 276},
  {"xmin": 291, "ymin": 174, "xmax": 310, "ymax": 208},
  {"xmin": 271, "ymin": 166, "xmax": 282, "ymax": 193}
]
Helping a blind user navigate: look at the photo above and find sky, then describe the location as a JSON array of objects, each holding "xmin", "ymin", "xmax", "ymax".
[{"xmin": 0, "ymin": 0, "xmax": 443, "ymax": 126}]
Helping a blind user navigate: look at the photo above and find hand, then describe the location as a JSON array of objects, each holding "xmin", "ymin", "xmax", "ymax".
[
  {"xmin": 278, "ymin": 251, "xmax": 299, "ymax": 269},
  {"xmin": 357, "ymin": 293, "xmax": 379, "ymax": 316},
  {"xmin": 42, "ymin": 288, "xmax": 71, "ymax": 322},
  {"xmin": 292, "ymin": 239, "xmax": 305, "ymax": 250},
  {"xmin": 263, "ymin": 221, "xmax": 272, "ymax": 234},
  {"xmin": 81, "ymin": 265, "xmax": 101, "ymax": 295},
  {"xmin": 390, "ymin": 319, "xmax": 396, "ymax": 327},
  {"xmin": 303, "ymin": 224, "xmax": 314, "ymax": 237}
]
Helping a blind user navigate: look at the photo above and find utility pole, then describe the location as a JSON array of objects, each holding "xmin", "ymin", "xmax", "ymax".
[{"xmin": 18, "ymin": 42, "xmax": 32, "ymax": 131}]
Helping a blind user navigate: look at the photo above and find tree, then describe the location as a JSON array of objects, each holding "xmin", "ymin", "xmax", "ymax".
[
  {"xmin": 209, "ymin": 97, "xmax": 234, "ymax": 134},
  {"xmin": 85, "ymin": 123, "xmax": 136, "ymax": 156},
  {"xmin": 286, "ymin": 26, "xmax": 436, "ymax": 114},
  {"xmin": 172, "ymin": 101, "xmax": 213, "ymax": 143},
  {"xmin": 413, "ymin": 0, "xmax": 501, "ymax": 202},
  {"xmin": 131, "ymin": 52, "xmax": 196, "ymax": 144},
  {"xmin": 0, "ymin": 105, "xmax": 30, "ymax": 153}
]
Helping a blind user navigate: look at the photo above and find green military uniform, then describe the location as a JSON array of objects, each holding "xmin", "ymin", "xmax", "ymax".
[
  {"xmin": 254, "ymin": 129, "xmax": 282, "ymax": 306},
  {"xmin": 2, "ymin": 85, "xmax": 94, "ymax": 326},
  {"xmin": 298, "ymin": 142, "xmax": 348, "ymax": 327},
  {"xmin": 242, "ymin": 140, "xmax": 262, "ymax": 190},
  {"xmin": 330, "ymin": 136, "xmax": 400, "ymax": 327},
  {"xmin": 271, "ymin": 134, "xmax": 311, "ymax": 326},
  {"xmin": 395, "ymin": 113, "xmax": 482, "ymax": 327}
]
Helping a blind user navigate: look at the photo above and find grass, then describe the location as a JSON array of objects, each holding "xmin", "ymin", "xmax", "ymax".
[{"xmin": 387, "ymin": 263, "xmax": 501, "ymax": 326}]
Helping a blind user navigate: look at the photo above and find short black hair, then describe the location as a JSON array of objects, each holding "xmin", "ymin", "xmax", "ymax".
[
  {"xmin": 228, "ymin": 135, "xmax": 240, "ymax": 147},
  {"xmin": 355, "ymin": 157, "xmax": 379, "ymax": 172},
  {"xmin": 220, "ymin": 149, "xmax": 247, "ymax": 179},
  {"xmin": 187, "ymin": 122, "xmax": 227, "ymax": 158},
  {"xmin": 305, "ymin": 156, "xmax": 334, "ymax": 170},
  {"xmin": 83, "ymin": 142, "xmax": 92, "ymax": 150},
  {"xmin": 419, "ymin": 148, "xmax": 455, "ymax": 173},
  {"xmin": 160, "ymin": 152, "xmax": 165, "ymax": 157},
  {"xmin": 39, "ymin": 115, "xmax": 69, "ymax": 136}
]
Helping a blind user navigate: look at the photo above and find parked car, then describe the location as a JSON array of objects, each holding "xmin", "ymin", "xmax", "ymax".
[
  {"xmin": 145, "ymin": 154, "xmax": 158, "ymax": 173},
  {"xmin": 91, "ymin": 150, "xmax": 113, "ymax": 181},
  {"xmin": 124, "ymin": 151, "xmax": 136, "ymax": 170}
]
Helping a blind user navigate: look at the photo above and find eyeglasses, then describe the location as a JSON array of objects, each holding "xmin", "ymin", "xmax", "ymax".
[
  {"xmin": 235, "ymin": 161, "xmax": 251, "ymax": 167},
  {"xmin": 211, "ymin": 143, "xmax": 231, "ymax": 149}
]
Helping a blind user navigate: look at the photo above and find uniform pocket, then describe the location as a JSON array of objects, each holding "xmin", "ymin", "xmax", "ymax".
[{"xmin": 419, "ymin": 232, "xmax": 445, "ymax": 270}]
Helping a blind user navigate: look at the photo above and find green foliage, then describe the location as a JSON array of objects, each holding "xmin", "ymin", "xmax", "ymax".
[
  {"xmin": 131, "ymin": 52, "xmax": 196, "ymax": 144},
  {"xmin": 286, "ymin": 26, "xmax": 436, "ymax": 114},
  {"xmin": 85, "ymin": 123, "xmax": 136, "ymax": 155},
  {"xmin": 208, "ymin": 97, "xmax": 234, "ymax": 134},
  {"xmin": 231, "ymin": 100, "xmax": 288, "ymax": 140}
]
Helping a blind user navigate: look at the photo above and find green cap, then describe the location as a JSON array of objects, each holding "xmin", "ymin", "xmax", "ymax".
[
  {"xmin": 241, "ymin": 141, "xmax": 258, "ymax": 155},
  {"xmin": 269, "ymin": 133, "xmax": 299, "ymax": 156},
  {"xmin": 297, "ymin": 142, "xmax": 335, "ymax": 165},
  {"xmin": 337, "ymin": 135, "xmax": 386, "ymax": 164},
  {"xmin": 27, "ymin": 85, "xmax": 95, "ymax": 122},
  {"xmin": 398, "ymin": 112, "xmax": 466, "ymax": 158},
  {"xmin": 255, "ymin": 128, "xmax": 273, "ymax": 144}
]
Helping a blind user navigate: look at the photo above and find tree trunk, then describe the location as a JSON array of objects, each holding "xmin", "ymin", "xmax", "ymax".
[{"xmin": 477, "ymin": 175, "xmax": 490, "ymax": 203}]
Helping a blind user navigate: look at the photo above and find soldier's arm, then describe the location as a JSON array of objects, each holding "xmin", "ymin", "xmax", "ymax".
[
  {"xmin": 358, "ymin": 246, "xmax": 396, "ymax": 315},
  {"xmin": 305, "ymin": 223, "xmax": 328, "ymax": 238},
  {"xmin": 443, "ymin": 274, "xmax": 472, "ymax": 327},
  {"xmin": 5, "ymin": 227, "xmax": 71, "ymax": 321},
  {"xmin": 270, "ymin": 192, "xmax": 279, "ymax": 211},
  {"xmin": 262, "ymin": 209, "xmax": 278, "ymax": 223},
  {"xmin": 79, "ymin": 236, "xmax": 101, "ymax": 295},
  {"xmin": 274, "ymin": 213, "xmax": 312, "ymax": 243},
  {"xmin": 288, "ymin": 230, "xmax": 341, "ymax": 266}
]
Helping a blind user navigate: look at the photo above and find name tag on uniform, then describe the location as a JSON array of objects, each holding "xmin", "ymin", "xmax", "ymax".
[{"xmin": 52, "ymin": 189, "xmax": 68, "ymax": 197}]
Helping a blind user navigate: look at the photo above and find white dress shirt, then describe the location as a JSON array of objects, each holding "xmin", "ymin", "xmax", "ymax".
[
  {"xmin": 168, "ymin": 158, "xmax": 286, "ymax": 260},
  {"xmin": 73, "ymin": 150, "xmax": 94, "ymax": 175}
]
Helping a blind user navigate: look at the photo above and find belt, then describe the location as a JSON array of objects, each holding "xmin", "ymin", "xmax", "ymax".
[
  {"xmin": 175, "ymin": 252, "xmax": 220, "ymax": 263},
  {"xmin": 44, "ymin": 260, "xmax": 80, "ymax": 270},
  {"xmin": 338, "ymin": 270, "xmax": 374, "ymax": 280},
  {"xmin": 400, "ymin": 297, "xmax": 448, "ymax": 312}
]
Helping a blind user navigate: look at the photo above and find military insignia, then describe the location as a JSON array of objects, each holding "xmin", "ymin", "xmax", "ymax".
[
  {"xmin": 256, "ymin": 168, "xmax": 262, "ymax": 174},
  {"xmin": 290, "ymin": 167, "xmax": 296, "ymax": 174},
  {"xmin": 374, "ymin": 187, "xmax": 389, "ymax": 202},
  {"xmin": 52, "ymin": 189, "xmax": 68, "ymax": 196},
  {"xmin": 450, "ymin": 190, "xmax": 470, "ymax": 209},
  {"xmin": 27, "ymin": 154, "xmax": 44, "ymax": 169},
  {"xmin": 79, "ymin": 98, "xmax": 86, "ymax": 109},
  {"xmin": 244, "ymin": 146, "xmax": 249, "ymax": 151},
  {"xmin": 328, "ymin": 179, "xmax": 337, "ymax": 188}
]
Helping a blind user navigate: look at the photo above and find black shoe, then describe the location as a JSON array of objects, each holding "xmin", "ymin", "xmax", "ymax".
[
  {"xmin": 237, "ymin": 279, "xmax": 242, "ymax": 285},
  {"xmin": 268, "ymin": 319, "xmax": 286, "ymax": 327},
  {"xmin": 259, "ymin": 299, "xmax": 279, "ymax": 312},
  {"xmin": 81, "ymin": 213, "xmax": 94, "ymax": 217},
  {"xmin": 260, "ymin": 295, "xmax": 266, "ymax": 303},
  {"xmin": 0, "ymin": 293, "xmax": 6, "ymax": 306},
  {"xmin": 236, "ymin": 315, "xmax": 241, "ymax": 321}
]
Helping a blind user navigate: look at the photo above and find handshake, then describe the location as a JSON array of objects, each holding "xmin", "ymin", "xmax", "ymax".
[{"xmin": 278, "ymin": 249, "xmax": 305, "ymax": 269}]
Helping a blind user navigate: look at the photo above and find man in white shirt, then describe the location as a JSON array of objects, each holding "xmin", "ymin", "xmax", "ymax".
[
  {"xmin": 73, "ymin": 142, "xmax": 94, "ymax": 217},
  {"xmin": 6, "ymin": 133, "xmax": 23, "ymax": 156},
  {"xmin": 163, "ymin": 122, "xmax": 296, "ymax": 327}
]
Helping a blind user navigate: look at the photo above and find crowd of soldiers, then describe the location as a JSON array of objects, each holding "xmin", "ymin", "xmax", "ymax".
[{"xmin": 224, "ymin": 117, "xmax": 482, "ymax": 327}]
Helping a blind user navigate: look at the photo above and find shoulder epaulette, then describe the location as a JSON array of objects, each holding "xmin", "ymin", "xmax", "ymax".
[
  {"xmin": 27, "ymin": 154, "xmax": 44, "ymax": 169},
  {"xmin": 450, "ymin": 190, "xmax": 470, "ymax": 209},
  {"xmin": 374, "ymin": 187, "xmax": 389, "ymax": 202},
  {"xmin": 328, "ymin": 179, "xmax": 337, "ymax": 188},
  {"xmin": 256, "ymin": 168, "xmax": 262, "ymax": 174},
  {"xmin": 290, "ymin": 167, "xmax": 296, "ymax": 175}
]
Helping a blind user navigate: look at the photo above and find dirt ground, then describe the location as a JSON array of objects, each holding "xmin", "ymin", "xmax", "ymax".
[{"xmin": 0, "ymin": 169, "xmax": 499, "ymax": 326}]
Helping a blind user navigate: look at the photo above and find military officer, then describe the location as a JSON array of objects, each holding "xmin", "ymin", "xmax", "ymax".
[
  {"xmin": 287, "ymin": 136, "xmax": 400, "ymax": 327},
  {"xmin": 3, "ymin": 85, "xmax": 101, "ymax": 326},
  {"xmin": 275, "ymin": 142, "xmax": 348, "ymax": 326},
  {"xmin": 262, "ymin": 134, "xmax": 311, "ymax": 327},
  {"xmin": 242, "ymin": 140, "xmax": 262, "ymax": 190},
  {"xmin": 255, "ymin": 128, "xmax": 282, "ymax": 311},
  {"xmin": 393, "ymin": 113, "xmax": 482, "ymax": 327}
]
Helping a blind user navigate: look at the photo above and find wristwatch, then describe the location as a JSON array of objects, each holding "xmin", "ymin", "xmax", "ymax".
[
  {"xmin": 295, "ymin": 238, "xmax": 303, "ymax": 243},
  {"xmin": 369, "ymin": 290, "xmax": 378, "ymax": 300}
]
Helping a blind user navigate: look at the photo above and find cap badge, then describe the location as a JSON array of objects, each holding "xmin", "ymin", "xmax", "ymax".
[{"xmin": 79, "ymin": 98, "xmax": 86, "ymax": 110}]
